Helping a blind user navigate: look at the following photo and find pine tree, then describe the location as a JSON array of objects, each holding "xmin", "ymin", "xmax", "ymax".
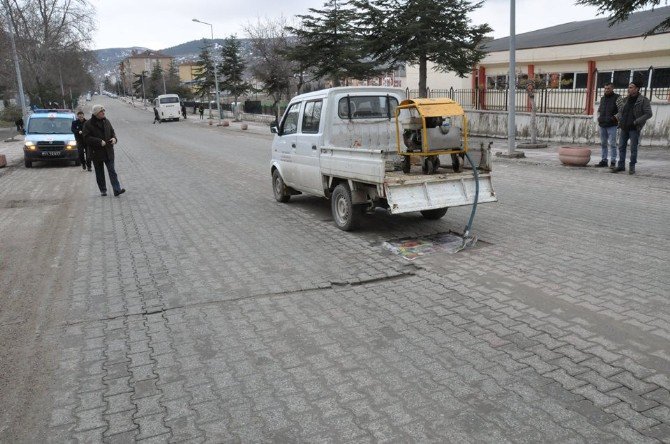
[
  {"xmin": 165, "ymin": 59, "xmax": 181, "ymax": 94},
  {"xmin": 149, "ymin": 61, "xmax": 164, "ymax": 98},
  {"xmin": 286, "ymin": 0, "xmax": 382, "ymax": 86},
  {"xmin": 353, "ymin": 0, "xmax": 491, "ymax": 97},
  {"xmin": 576, "ymin": 0, "xmax": 668, "ymax": 36},
  {"xmin": 193, "ymin": 42, "xmax": 215, "ymax": 99},
  {"xmin": 219, "ymin": 35, "xmax": 251, "ymax": 119}
]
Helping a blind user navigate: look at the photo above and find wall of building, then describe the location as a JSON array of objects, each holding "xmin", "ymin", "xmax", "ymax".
[
  {"xmin": 405, "ymin": 34, "xmax": 670, "ymax": 90},
  {"xmin": 466, "ymin": 103, "xmax": 670, "ymax": 147}
]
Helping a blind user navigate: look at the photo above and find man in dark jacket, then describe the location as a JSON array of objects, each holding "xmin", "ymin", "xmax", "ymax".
[
  {"xmin": 71, "ymin": 111, "xmax": 91, "ymax": 171},
  {"xmin": 83, "ymin": 105, "xmax": 126, "ymax": 196},
  {"xmin": 612, "ymin": 81, "xmax": 653, "ymax": 175},
  {"xmin": 595, "ymin": 83, "xmax": 619, "ymax": 168}
]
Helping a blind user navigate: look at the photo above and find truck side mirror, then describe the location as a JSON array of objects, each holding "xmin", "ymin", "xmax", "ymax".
[{"xmin": 270, "ymin": 119, "xmax": 280, "ymax": 135}]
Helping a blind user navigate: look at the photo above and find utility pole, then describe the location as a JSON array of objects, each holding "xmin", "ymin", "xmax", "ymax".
[
  {"xmin": 3, "ymin": 0, "xmax": 28, "ymax": 117},
  {"xmin": 192, "ymin": 18, "xmax": 222, "ymax": 123},
  {"xmin": 507, "ymin": 0, "xmax": 516, "ymax": 155}
]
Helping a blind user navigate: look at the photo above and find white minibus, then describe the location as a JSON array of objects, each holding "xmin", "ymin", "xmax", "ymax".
[{"xmin": 154, "ymin": 94, "xmax": 181, "ymax": 122}]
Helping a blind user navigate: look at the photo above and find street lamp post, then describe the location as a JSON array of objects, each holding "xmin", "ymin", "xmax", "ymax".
[
  {"xmin": 192, "ymin": 18, "xmax": 222, "ymax": 123},
  {"xmin": 3, "ymin": 0, "xmax": 28, "ymax": 118}
]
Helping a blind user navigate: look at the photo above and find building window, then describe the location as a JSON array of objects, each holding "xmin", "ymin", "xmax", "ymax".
[
  {"xmin": 632, "ymin": 70, "xmax": 650, "ymax": 87},
  {"xmin": 597, "ymin": 71, "xmax": 613, "ymax": 87},
  {"xmin": 613, "ymin": 70, "xmax": 631, "ymax": 88},
  {"xmin": 651, "ymin": 68, "xmax": 670, "ymax": 88},
  {"xmin": 575, "ymin": 73, "xmax": 588, "ymax": 89},
  {"xmin": 560, "ymin": 73, "xmax": 574, "ymax": 89}
]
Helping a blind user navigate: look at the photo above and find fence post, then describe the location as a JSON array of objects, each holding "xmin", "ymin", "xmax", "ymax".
[
  {"xmin": 504, "ymin": 87, "xmax": 508, "ymax": 112},
  {"xmin": 449, "ymin": 87, "xmax": 454, "ymax": 101},
  {"xmin": 647, "ymin": 66, "xmax": 653, "ymax": 101},
  {"xmin": 405, "ymin": 87, "xmax": 410, "ymax": 99}
]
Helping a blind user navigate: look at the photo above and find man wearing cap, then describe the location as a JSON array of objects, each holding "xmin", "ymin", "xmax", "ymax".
[
  {"xmin": 612, "ymin": 81, "xmax": 653, "ymax": 175},
  {"xmin": 83, "ymin": 105, "xmax": 126, "ymax": 196}
]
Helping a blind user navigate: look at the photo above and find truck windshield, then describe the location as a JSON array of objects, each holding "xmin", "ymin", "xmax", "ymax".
[
  {"xmin": 27, "ymin": 117, "xmax": 72, "ymax": 134},
  {"xmin": 338, "ymin": 96, "xmax": 399, "ymax": 119},
  {"xmin": 159, "ymin": 97, "xmax": 180, "ymax": 104}
]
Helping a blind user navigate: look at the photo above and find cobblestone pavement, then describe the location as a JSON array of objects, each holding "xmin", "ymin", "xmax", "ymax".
[{"xmin": 1, "ymin": 98, "xmax": 669, "ymax": 443}]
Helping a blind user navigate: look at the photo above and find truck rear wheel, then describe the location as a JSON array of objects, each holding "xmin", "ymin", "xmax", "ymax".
[
  {"xmin": 24, "ymin": 159, "xmax": 32, "ymax": 168},
  {"xmin": 331, "ymin": 183, "xmax": 361, "ymax": 231},
  {"xmin": 272, "ymin": 169, "xmax": 290, "ymax": 203},
  {"xmin": 420, "ymin": 207, "xmax": 448, "ymax": 220}
]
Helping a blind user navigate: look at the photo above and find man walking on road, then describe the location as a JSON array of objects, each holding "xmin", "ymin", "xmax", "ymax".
[
  {"xmin": 612, "ymin": 81, "xmax": 653, "ymax": 175},
  {"xmin": 71, "ymin": 111, "xmax": 91, "ymax": 171},
  {"xmin": 83, "ymin": 105, "xmax": 126, "ymax": 197},
  {"xmin": 595, "ymin": 83, "xmax": 619, "ymax": 168}
]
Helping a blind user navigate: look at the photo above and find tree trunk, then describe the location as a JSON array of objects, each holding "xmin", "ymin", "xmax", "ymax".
[
  {"xmin": 418, "ymin": 54, "xmax": 427, "ymax": 98},
  {"xmin": 529, "ymin": 94, "xmax": 537, "ymax": 144}
]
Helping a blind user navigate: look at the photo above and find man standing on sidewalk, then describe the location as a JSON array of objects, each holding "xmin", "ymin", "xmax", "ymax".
[
  {"xmin": 71, "ymin": 111, "xmax": 91, "ymax": 171},
  {"xmin": 595, "ymin": 83, "xmax": 619, "ymax": 168},
  {"xmin": 612, "ymin": 81, "xmax": 653, "ymax": 175}
]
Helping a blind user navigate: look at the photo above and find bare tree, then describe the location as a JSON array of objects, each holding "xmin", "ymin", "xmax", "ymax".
[
  {"xmin": 3, "ymin": 0, "xmax": 96, "ymax": 105},
  {"xmin": 244, "ymin": 16, "xmax": 295, "ymax": 120}
]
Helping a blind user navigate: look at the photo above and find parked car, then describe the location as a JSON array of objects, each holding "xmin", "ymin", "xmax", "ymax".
[{"xmin": 23, "ymin": 109, "xmax": 78, "ymax": 168}]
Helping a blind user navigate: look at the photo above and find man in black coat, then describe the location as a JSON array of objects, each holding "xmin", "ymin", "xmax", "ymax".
[
  {"xmin": 83, "ymin": 105, "xmax": 126, "ymax": 196},
  {"xmin": 71, "ymin": 111, "xmax": 91, "ymax": 171}
]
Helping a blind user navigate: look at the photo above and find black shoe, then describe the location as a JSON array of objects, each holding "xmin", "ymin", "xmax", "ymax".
[
  {"xmin": 595, "ymin": 159, "xmax": 608, "ymax": 167},
  {"xmin": 87, "ymin": 167, "xmax": 92, "ymax": 171},
  {"xmin": 101, "ymin": 191, "xmax": 107, "ymax": 196},
  {"xmin": 82, "ymin": 165, "xmax": 87, "ymax": 170},
  {"xmin": 113, "ymin": 188, "xmax": 126, "ymax": 197},
  {"xmin": 610, "ymin": 166, "xmax": 625, "ymax": 173},
  {"xmin": 610, "ymin": 161, "xmax": 617, "ymax": 169},
  {"xmin": 629, "ymin": 164, "xmax": 635, "ymax": 175}
]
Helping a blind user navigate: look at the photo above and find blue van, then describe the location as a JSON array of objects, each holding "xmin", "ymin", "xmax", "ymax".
[{"xmin": 23, "ymin": 109, "xmax": 79, "ymax": 168}]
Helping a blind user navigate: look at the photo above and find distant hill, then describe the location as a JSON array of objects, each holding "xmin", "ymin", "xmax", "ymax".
[{"xmin": 92, "ymin": 39, "xmax": 254, "ymax": 81}]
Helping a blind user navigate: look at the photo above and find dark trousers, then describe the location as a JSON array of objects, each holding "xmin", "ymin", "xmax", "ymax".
[
  {"xmin": 78, "ymin": 145, "xmax": 91, "ymax": 168},
  {"xmin": 618, "ymin": 128, "xmax": 640, "ymax": 167},
  {"xmin": 93, "ymin": 159, "xmax": 121, "ymax": 193}
]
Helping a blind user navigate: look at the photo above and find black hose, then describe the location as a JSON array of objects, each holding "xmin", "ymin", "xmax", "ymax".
[{"xmin": 463, "ymin": 151, "xmax": 479, "ymax": 239}]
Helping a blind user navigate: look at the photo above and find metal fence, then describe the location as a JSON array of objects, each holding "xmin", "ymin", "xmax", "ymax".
[{"xmin": 407, "ymin": 87, "xmax": 670, "ymax": 115}]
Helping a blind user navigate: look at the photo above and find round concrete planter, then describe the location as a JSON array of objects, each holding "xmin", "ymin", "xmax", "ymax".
[
  {"xmin": 558, "ymin": 146, "xmax": 591, "ymax": 167},
  {"xmin": 240, "ymin": 123, "xmax": 248, "ymax": 130},
  {"xmin": 221, "ymin": 120, "xmax": 230, "ymax": 127}
]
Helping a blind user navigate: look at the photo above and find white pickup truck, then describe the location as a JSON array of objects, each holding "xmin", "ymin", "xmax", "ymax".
[{"xmin": 270, "ymin": 86, "xmax": 497, "ymax": 230}]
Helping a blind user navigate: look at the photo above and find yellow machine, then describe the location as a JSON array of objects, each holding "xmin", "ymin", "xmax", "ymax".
[{"xmin": 394, "ymin": 98, "xmax": 469, "ymax": 174}]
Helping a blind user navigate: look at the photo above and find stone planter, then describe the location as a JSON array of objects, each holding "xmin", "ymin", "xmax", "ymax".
[
  {"xmin": 558, "ymin": 146, "xmax": 591, "ymax": 167},
  {"xmin": 240, "ymin": 123, "xmax": 248, "ymax": 130},
  {"xmin": 221, "ymin": 120, "xmax": 230, "ymax": 127}
]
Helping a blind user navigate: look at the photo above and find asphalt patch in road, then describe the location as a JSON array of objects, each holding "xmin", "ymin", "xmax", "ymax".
[
  {"xmin": 0, "ymin": 198, "xmax": 65, "ymax": 209},
  {"xmin": 383, "ymin": 231, "xmax": 489, "ymax": 260}
]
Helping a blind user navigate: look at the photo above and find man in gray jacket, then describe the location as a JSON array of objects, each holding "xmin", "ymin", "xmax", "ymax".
[{"xmin": 612, "ymin": 81, "xmax": 653, "ymax": 175}]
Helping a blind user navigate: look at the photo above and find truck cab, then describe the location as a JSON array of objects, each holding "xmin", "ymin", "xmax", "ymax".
[{"xmin": 23, "ymin": 109, "xmax": 79, "ymax": 168}]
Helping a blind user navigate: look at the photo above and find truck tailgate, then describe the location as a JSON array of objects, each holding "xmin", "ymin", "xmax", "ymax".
[{"xmin": 384, "ymin": 171, "xmax": 497, "ymax": 214}]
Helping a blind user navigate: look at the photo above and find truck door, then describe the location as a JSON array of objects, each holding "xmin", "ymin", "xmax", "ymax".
[
  {"xmin": 293, "ymin": 99, "xmax": 325, "ymax": 195},
  {"xmin": 274, "ymin": 102, "xmax": 301, "ymax": 186}
]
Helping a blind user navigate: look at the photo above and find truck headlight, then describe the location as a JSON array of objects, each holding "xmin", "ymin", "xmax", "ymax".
[
  {"xmin": 66, "ymin": 140, "xmax": 77, "ymax": 150},
  {"xmin": 25, "ymin": 141, "xmax": 36, "ymax": 150}
]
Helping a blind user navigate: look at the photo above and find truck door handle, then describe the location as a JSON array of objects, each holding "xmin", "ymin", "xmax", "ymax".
[
  {"xmin": 291, "ymin": 143, "xmax": 296, "ymax": 148},
  {"xmin": 312, "ymin": 145, "xmax": 317, "ymax": 150}
]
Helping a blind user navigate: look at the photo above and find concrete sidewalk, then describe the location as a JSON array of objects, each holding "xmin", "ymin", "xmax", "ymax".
[{"xmin": 480, "ymin": 137, "xmax": 670, "ymax": 180}]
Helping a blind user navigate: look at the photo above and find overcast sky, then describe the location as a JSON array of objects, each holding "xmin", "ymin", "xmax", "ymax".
[{"xmin": 91, "ymin": 0, "xmax": 607, "ymax": 50}]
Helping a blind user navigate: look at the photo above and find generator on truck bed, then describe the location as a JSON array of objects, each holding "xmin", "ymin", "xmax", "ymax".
[{"xmin": 270, "ymin": 86, "xmax": 497, "ymax": 231}]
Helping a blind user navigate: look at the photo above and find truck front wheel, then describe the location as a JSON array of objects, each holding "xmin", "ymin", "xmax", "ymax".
[
  {"xmin": 331, "ymin": 183, "xmax": 361, "ymax": 231},
  {"xmin": 272, "ymin": 169, "xmax": 290, "ymax": 203},
  {"xmin": 420, "ymin": 207, "xmax": 448, "ymax": 220}
]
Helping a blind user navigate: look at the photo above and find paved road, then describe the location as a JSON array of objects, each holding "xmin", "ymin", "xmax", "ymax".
[{"xmin": 1, "ymin": 97, "xmax": 669, "ymax": 443}]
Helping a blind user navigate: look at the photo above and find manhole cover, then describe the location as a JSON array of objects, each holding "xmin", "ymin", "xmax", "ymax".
[{"xmin": 383, "ymin": 232, "xmax": 476, "ymax": 260}]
